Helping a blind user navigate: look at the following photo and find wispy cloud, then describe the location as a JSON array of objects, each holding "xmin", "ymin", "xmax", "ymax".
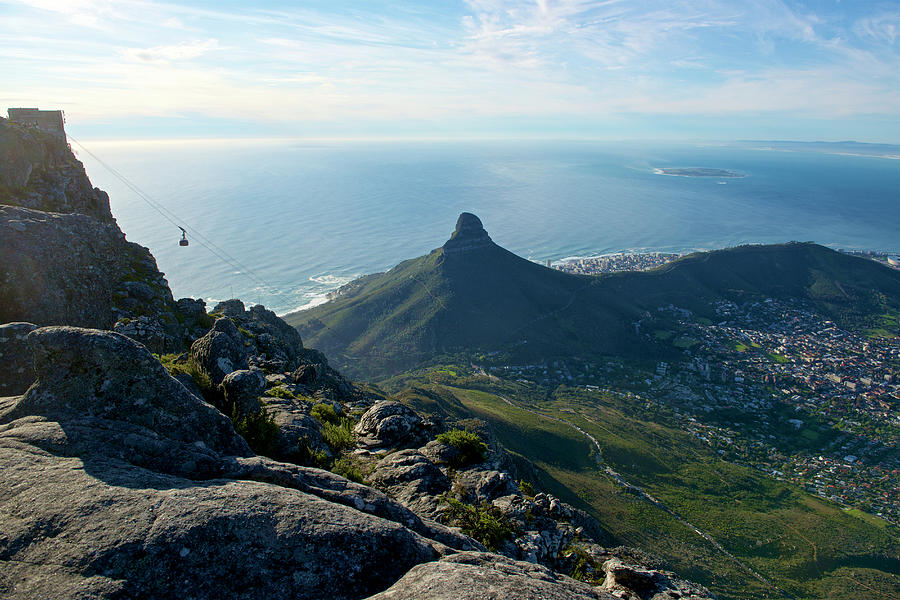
[
  {"xmin": 2, "ymin": 0, "xmax": 898, "ymax": 140},
  {"xmin": 123, "ymin": 39, "xmax": 222, "ymax": 63}
]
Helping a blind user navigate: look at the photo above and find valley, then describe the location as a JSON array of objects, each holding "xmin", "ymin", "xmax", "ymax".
[
  {"xmin": 287, "ymin": 212, "xmax": 900, "ymax": 599},
  {"xmin": 381, "ymin": 368, "xmax": 899, "ymax": 599}
]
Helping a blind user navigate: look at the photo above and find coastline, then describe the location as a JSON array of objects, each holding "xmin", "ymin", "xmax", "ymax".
[{"xmin": 284, "ymin": 246, "xmax": 900, "ymax": 315}]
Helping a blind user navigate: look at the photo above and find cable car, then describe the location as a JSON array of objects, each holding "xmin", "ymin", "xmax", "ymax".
[{"xmin": 179, "ymin": 227, "xmax": 189, "ymax": 247}]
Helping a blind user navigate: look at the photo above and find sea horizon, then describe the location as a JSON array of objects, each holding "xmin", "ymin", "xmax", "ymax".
[{"xmin": 74, "ymin": 138, "xmax": 900, "ymax": 316}]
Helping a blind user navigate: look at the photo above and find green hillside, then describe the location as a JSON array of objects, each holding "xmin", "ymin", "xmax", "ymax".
[
  {"xmin": 286, "ymin": 214, "xmax": 900, "ymax": 380},
  {"xmin": 385, "ymin": 368, "xmax": 900, "ymax": 600}
]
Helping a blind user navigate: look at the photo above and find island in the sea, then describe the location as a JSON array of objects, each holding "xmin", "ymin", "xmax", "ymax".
[{"xmin": 654, "ymin": 167, "xmax": 744, "ymax": 177}]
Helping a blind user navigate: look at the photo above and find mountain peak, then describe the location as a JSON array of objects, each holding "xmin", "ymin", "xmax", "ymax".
[{"xmin": 443, "ymin": 212, "xmax": 494, "ymax": 255}]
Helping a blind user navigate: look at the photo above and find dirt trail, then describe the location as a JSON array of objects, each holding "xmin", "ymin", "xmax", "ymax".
[{"xmin": 497, "ymin": 393, "xmax": 797, "ymax": 599}]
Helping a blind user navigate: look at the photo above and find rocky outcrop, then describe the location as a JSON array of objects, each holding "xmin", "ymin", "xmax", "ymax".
[
  {"xmin": 0, "ymin": 326, "xmax": 483, "ymax": 600},
  {"xmin": 212, "ymin": 300, "xmax": 304, "ymax": 370},
  {"xmin": 0, "ymin": 205, "xmax": 178, "ymax": 335},
  {"xmin": 369, "ymin": 552, "xmax": 616, "ymax": 600},
  {"xmin": 600, "ymin": 558, "xmax": 714, "ymax": 600},
  {"xmin": 0, "ymin": 322, "xmax": 37, "ymax": 395},
  {"xmin": 219, "ymin": 368, "xmax": 267, "ymax": 415},
  {"xmin": 0, "ymin": 116, "xmax": 112, "ymax": 221},
  {"xmin": 490, "ymin": 493, "xmax": 578, "ymax": 568},
  {"xmin": 9, "ymin": 326, "xmax": 250, "ymax": 458},
  {"xmin": 190, "ymin": 316, "xmax": 249, "ymax": 385},
  {"xmin": 442, "ymin": 212, "xmax": 495, "ymax": 256},
  {"xmin": 355, "ymin": 401, "xmax": 433, "ymax": 450},
  {"xmin": 368, "ymin": 449, "xmax": 452, "ymax": 519},
  {"xmin": 0, "ymin": 119, "xmax": 190, "ymax": 350}
]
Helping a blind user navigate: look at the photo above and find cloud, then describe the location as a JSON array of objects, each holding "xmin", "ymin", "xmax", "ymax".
[
  {"xmin": 3, "ymin": 0, "xmax": 898, "ymax": 139},
  {"xmin": 854, "ymin": 12, "xmax": 900, "ymax": 45},
  {"xmin": 124, "ymin": 39, "xmax": 223, "ymax": 64}
]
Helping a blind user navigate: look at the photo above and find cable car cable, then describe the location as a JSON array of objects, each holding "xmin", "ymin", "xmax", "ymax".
[{"xmin": 68, "ymin": 135, "xmax": 283, "ymax": 295}]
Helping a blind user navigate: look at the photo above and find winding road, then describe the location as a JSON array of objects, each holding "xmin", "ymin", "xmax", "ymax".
[{"xmin": 496, "ymin": 393, "xmax": 797, "ymax": 599}]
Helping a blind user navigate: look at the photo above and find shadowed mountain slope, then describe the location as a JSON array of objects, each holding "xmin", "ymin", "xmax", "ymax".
[{"xmin": 286, "ymin": 214, "xmax": 900, "ymax": 379}]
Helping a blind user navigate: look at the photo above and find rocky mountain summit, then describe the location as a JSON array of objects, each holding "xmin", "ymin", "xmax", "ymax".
[
  {"xmin": 443, "ymin": 211, "xmax": 495, "ymax": 255},
  {"xmin": 0, "ymin": 118, "xmax": 715, "ymax": 599}
]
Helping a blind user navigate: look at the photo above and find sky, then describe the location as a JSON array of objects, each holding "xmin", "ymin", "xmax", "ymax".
[{"xmin": 2, "ymin": 0, "xmax": 899, "ymax": 142}]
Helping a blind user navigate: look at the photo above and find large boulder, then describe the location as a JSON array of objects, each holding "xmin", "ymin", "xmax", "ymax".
[
  {"xmin": 0, "ymin": 432, "xmax": 444, "ymax": 600},
  {"xmin": 213, "ymin": 298, "xmax": 246, "ymax": 318},
  {"xmin": 355, "ymin": 401, "xmax": 432, "ymax": 450},
  {"xmin": 10, "ymin": 326, "xmax": 250, "ymax": 458},
  {"xmin": 190, "ymin": 316, "xmax": 248, "ymax": 385},
  {"xmin": 368, "ymin": 552, "xmax": 616, "ymax": 600},
  {"xmin": 262, "ymin": 395, "xmax": 331, "ymax": 461},
  {"xmin": 455, "ymin": 468, "xmax": 519, "ymax": 503},
  {"xmin": 0, "ymin": 326, "xmax": 481, "ymax": 600},
  {"xmin": 368, "ymin": 449, "xmax": 452, "ymax": 520},
  {"xmin": 113, "ymin": 314, "xmax": 168, "ymax": 354},
  {"xmin": 219, "ymin": 368, "xmax": 266, "ymax": 415},
  {"xmin": 211, "ymin": 300, "xmax": 306, "ymax": 372},
  {"xmin": 0, "ymin": 322, "xmax": 37, "ymax": 395},
  {"xmin": 601, "ymin": 558, "xmax": 715, "ymax": 600}
]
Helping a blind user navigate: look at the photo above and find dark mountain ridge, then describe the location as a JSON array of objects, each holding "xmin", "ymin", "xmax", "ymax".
[{"xmin": 287, "ymin": 214, "xmax": 900, "ymax": 379}]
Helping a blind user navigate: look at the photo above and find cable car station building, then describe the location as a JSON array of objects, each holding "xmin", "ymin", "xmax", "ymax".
[{"xmin": 7, "ymin": 108, "xmax": 66, "ymax": 138}]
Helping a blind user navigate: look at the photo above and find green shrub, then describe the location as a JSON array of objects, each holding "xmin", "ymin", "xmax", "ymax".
[
  {"xmin": 437, "ymin": 429, "xmax": 487, "ymax": 467},
  {"xmin": 322, "ymin": 417, "xmax": 356, "ymax": 451},
  {"xmin": 197, "ymin": 312, "xmax": 214, "ymax": 329},
  {"xmin": 563, "ymin": 544, "xmax": 601, "ymax": 583},
  {"xmin": 518, "ymin": 479, "xmax": 536, "ymax": 497},
  {"xmin": 331, "ymin": 456, "xmax": 366, "ymax": 484},
  {"xmin": 311, "ymin": 403, "xmax": 340, "ymax": 425},
  {"xmin": 232, "ymin": 405, "xmax": 280, "ymax": 457},
  {"xmin": 440, "ymin": 496, "xmax": 517, "ymax": 550},
  {"xmin": 267, "ymin": 385, "xmax": 298, "ymax": 399},
  {"xmin": 157, "ymin": 354, "xmax": 214, "ymax": 396},
  {"xmin": 294, "ymin": 436, "xmax": 331, "ymax": 468}
]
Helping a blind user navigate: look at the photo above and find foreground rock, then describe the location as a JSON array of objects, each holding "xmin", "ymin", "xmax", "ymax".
[
  {"xmin": 0, "ymin": 327, "xmax": 483, "ymax": 599},
  {"xmin": 0, "ymin": 322, "xmax": 37, "ymax": 395},
  {"xmin": 601, "ymin": 558, "xmax": 714, "ymax": 600},
  {"xmin": 369, "ymin": 552, "xmax": 616, "ymax": 600}
]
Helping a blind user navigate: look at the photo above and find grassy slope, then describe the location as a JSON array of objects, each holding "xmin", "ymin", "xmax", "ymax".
[
  {"xmin": 392, "ymin": 371, "xmax": 900, "ymax": 600},
  {"xmin": 287, "ymin": 242, "xmax": 900, "ymax": 380}
]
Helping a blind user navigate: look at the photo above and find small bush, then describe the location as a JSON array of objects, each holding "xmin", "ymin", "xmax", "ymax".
[
  {"xmin": 294, "ymin": 436, "xmax": 331, "ymax": 468},
  {"xmin": 158, "ymin": 354, "xmax": 214, "ymax": 396},
  {"xmin": 267, "ymin": 385, "xmax": 298, "ymax": 399},
  {"xmin": 197, "ymin": 312, "xmax": 214, "ymax": 329},
  {"xmin": 322, "ymin": 417, "xmax": 356, "ymax": 451},
  {"xmin": 518, "ymin": 479, "xmax": 536, "ymax": 497},
  {"xmin": 437, "ymin": 429, "xmax": 487, "ymax": 467},
  {"xmin": 440, "ymin": 496, "xmax": 517, "ymax": 550},
  {"xmin": 331, "ymin": 456, "xmax": 366, "ymax": 484},
  {"xmin": 311, "ymin": 403, "xmax": 340, "ymax": 425},
  {"xmin": 232, "ymin": 405, "xmax": 280, "ymax": 457},
  {"xmin": 563, "ymin": 544, "xmax": 602, "ymax": 584}
]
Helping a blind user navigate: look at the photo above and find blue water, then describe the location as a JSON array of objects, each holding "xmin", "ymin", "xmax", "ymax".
[{"xmin": 76, "ymin": 140, "xmax": 900, "ymax": 315}]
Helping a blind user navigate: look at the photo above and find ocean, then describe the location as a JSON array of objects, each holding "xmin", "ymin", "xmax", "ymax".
[{"xmin": 75, "ymin": 139, "xmax": 900, "ymax": 316}]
